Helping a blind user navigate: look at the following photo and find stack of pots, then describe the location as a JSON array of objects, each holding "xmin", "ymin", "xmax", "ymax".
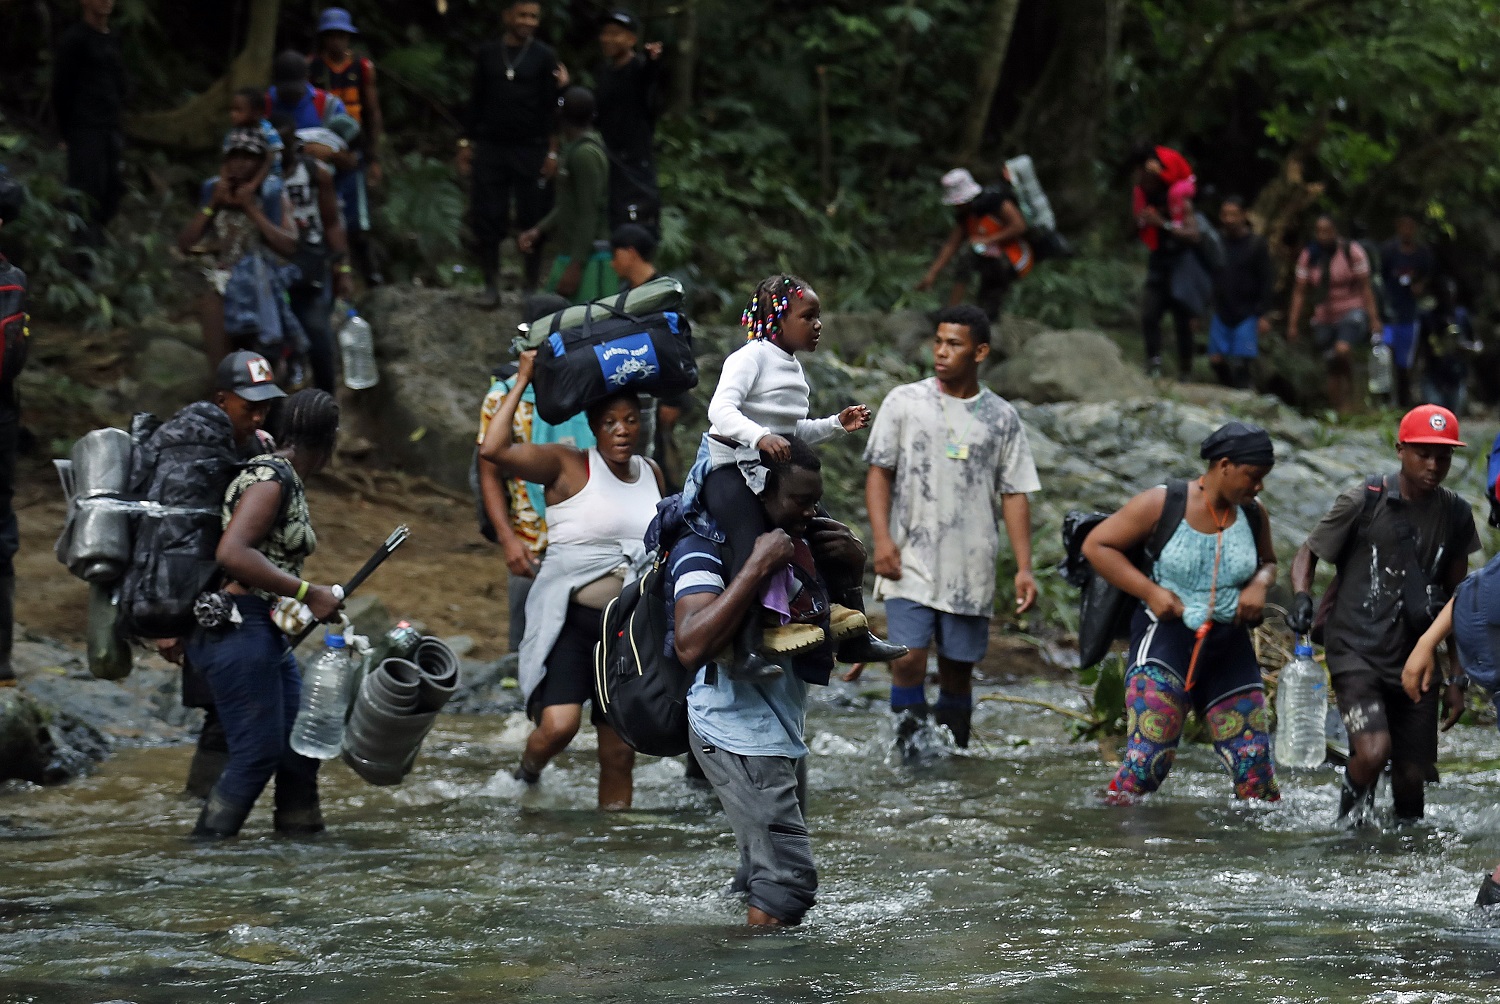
[{"xmin": 342, "ymin": 636, "xmax": 460, "ymax": 785}]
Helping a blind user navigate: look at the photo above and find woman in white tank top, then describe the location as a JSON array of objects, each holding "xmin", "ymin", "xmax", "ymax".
[{"xmin": 480, "ymin": 350, "xmax": 665, "ymax": 810}]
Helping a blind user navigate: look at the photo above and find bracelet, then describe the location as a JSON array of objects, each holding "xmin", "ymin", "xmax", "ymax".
[
  {"xmin": 336, "ymin": 264, "xmax": 353, "ymax": 274},
  {"xmin": 1445, "ymin": 675, "xmax": 1470, "ymax": 690},
  {"xmin": 546, "ymin": 151, "xmax": 559, "ymax": 160},
  {"xmin": 295, "ymin": 580, "xmax": 310, "ymax": 602},
  {"xmin": 200, "ymin": 205, "xmax": 215, "ymax": 217},
  {"xmin": 456, "ymin": 138, "xmax": 471, "ymax": 149}
]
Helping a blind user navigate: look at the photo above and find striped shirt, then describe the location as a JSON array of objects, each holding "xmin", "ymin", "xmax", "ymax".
[{"xmin": 669, "ymin": 531, "xmax": 809, "ymax": 758}]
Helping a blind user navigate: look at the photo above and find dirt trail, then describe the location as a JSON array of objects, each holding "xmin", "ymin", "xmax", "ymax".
[{"xmin": 14, "ymin": 457, "xmax": 513, "ymax": 659}]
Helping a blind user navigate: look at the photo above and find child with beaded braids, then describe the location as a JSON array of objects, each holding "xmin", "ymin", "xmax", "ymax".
[{"xmin": 697, "ymin": 274, "xmax": 906, "ymax": 681}]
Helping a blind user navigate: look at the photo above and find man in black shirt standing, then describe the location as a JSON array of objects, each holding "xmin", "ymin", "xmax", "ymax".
[
  {"xmin": 1207, "ymin": 196, "xmax": 1273, "ymax": 389},
  {"xmin": 916, "ymin": 168, "xmax": 1029, "ymax": 321},
  {"xmin": 593, "ymin": 10, "xmax": 663, "ymax": 234},
  {"xmin": 458, "ymin": 0, "xmax": 565, "ymax": 308},
  {"xmin": 52, "ymin": 0, "xmax": 128, "ymax": 247}
]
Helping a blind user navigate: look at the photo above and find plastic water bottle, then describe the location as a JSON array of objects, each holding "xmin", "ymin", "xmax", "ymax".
[
  {"xmin": 338, "ymin": 308, "xmax": 379, "ymax": 390},
  {"xmin": 1274, "ymin": 641, "xmax": 1327, "ymax": 769},
  {"xmin": 290, "ymin": 632, "xmax": 354, "ymax": 760},
  {"xmin": 1368, "ymin": 339, "xmax": 1393, "ymax": 397},
  {"xmin": 385, "ymin": 620, "xmax": 422, "ymax": 660}
]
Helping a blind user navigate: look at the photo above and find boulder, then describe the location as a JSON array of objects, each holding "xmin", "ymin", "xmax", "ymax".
[
  {"xmin": 0, "ymin": 688, "xmax": 109, "ymax": 785},
  {"xmin": 132, "ymin": 336, "xmax": 211, "ymax": 420},
  {"xmin": 350, "ymin": 286, "xmax": 523, "ymax": 490},
  {"xmin": 993, "ymin": 329, "xmax": 1153, "ymax": 404}
]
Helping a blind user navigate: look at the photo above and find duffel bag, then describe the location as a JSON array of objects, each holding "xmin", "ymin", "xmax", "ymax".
[{"xmin": 532, "ymin": 301, "xmax": 698, "ymax": 426}]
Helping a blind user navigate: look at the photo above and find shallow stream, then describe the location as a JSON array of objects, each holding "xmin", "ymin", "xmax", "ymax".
[{"xmin": 5, "ymin": 678, "xmax": 1500, "ymax": 1003}]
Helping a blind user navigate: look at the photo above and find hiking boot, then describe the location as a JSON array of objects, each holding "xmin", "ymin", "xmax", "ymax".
[
  {"xmin": 191, "ymin": 791, "xmax": 251, "ymax": 841},
  {"xmin": 513, "ymin": 759, "xmax": 542, "ymax": 785},
  {"xmin": 829, "ymin": 604, "xmax": 867, "ymax": 640},
  {"xmin": 762, "ymin": 623, "xmax": 825, "ymax": 656},
  {"xmin": 1478, "ymin": 873, "xmax": 1500, "ymax": 908}
]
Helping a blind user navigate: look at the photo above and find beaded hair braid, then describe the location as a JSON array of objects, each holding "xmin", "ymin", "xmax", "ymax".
[{"xmin": 741, "ymin": 274, "xmax": 808, "ymax": 341}]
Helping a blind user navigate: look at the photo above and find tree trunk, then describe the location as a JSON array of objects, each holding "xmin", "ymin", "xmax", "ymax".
[
  {"xmin": 669, "ymin": 0, "xmax": 699, "ymax": 116},
  {"xmin": 1009, "ymin": 0, "xmax": 1124, "ymax": 230},
  {"xmin": 125, "ymin": 0, "xmax": 280, "ymax": 150},
  {"xmin": 956, "ymin": 0, "xmax": 1023, "ymax": 166}
]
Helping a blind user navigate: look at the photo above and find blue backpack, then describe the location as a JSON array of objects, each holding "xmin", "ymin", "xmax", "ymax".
[
  {"xmin": 1486, "ymin": 431, "xmax": 1500, "ymax": 528},
  {"xmin": 1453, "ymin": 553, "xmax": 1500, "ymax": 697}
]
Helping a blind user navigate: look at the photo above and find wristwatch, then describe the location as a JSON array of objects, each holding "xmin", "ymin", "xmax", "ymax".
[{"xmin": 1445, "ymin": 674, "xmax": 1471, "ymax": 690}]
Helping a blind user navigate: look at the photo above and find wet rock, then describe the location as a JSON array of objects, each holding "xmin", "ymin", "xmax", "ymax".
[
  {"xmin": 993, "ymin": 329, "xmax": 1153, "ymax": 404},
  {"xmin": 0, "ymin": 688, "xmax": 109, "ymax": 785},
  {"xmin": 351, "ymin": 286, "xmax": 522, "ymax": 491},
  {"xmin": 133, "ymin": 337, "xmax": 210, "ymax": 420}
]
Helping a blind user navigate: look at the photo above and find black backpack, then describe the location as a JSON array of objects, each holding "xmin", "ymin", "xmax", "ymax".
[
  {"xmin": 118, "ymin": 402, "xmax": 244, "ymax": 638},
  {"xmin": 1060, "ymin": 480, "xmax": 1265, "ymax": 669},
  {"xmin": 594, "ymin": 549, "xmax": 693, "ymax": 757},
  {"xmin": 0, "ymin": 256, "xmax": 30, "ymax": 401}
]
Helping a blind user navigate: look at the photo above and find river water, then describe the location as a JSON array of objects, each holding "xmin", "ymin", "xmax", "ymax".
[{"xmin": 4, "ymin": 678, "xmax": 1500, "ymax": 1003}]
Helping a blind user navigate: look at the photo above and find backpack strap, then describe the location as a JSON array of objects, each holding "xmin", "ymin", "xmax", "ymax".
[
  {"xmin": 1240, "ymin": 499, "xmax": 1272, "ymax": 565},
  {"xmin": 1145, "ymin": 479, "xmax": 1189, "ymax": 567}
]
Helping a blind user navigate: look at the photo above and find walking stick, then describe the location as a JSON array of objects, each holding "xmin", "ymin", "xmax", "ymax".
[{"xmin": 291, "ymin": 524, "xmax": 411, "ymax": 650}]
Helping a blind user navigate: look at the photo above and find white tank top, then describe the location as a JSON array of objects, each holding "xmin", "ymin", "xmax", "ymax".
[{"xmin": 545, "ymin": 449, "xmax": 660, "ymax": 548}]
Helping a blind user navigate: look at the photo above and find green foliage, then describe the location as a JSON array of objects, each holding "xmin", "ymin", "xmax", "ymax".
[
  {"xmin": 1075, "ymin": 654, "xmax": 1128, "ymax": 740},
  {"xmin": 0, "ymin": 134, "xmax": 177, "ymax": 330},
  {"xmin": 376, "ymin": 152, "xmax": 467, "ymax": 285}
]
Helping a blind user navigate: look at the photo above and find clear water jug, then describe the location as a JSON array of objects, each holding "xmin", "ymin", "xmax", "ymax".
[
  {"xmin": 338, "ymin": 309, "xmax": 379, "ymax": 390},
  {"xmin": 1274, "ymin": 642, "xmax": 1327, "ymax": 769},
  {"xmin": 290, "ymin": 632, "xmax": 354, "ymax": 760},
  {"xmin": 1368, "ymin": 340, "xmax": 1393, "ymax": 397}
]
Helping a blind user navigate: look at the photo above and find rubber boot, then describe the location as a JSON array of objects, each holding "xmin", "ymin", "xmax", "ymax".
[
  {"xmin": 1336, "ymin": 776, "xmax": 1376, "ymax": 827},
  {"xmin": 0, "ymin": 574, "xmax": 14, "ymax": 686},
  {"xmin": 182, "ymin": 746, "xmax": 229, "ymax": 802},
  {"xmin": 932, "ymin": 700, "xmax": 973, "ymax": 749},
  {"xmin": 833, "ymin": 586, "xmax": 908, "ymax": 665},
  {"xmin": 191, "ymin": 790, "xmax": 251, "ymax": 841},
  {"xmin": 725, "ymin": 615, "xmax": 782, "ymax": 682},
  {"xmin": 273, "ymin": 806, "xmax": 325, "ymax": 836},
  {"xmin": 1477, "ymin": 873, "xmax": 1500, "ymax": 907}
]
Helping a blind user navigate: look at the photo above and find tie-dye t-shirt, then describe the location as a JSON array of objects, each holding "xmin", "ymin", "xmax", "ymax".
[{"xmin": 864, "ymin": 378, "xmax": 1040, "ymax": 617}]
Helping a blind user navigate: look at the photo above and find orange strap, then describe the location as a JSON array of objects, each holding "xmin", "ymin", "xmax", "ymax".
[{"xmin": 1184, "ymin": 483, "xmax": 1234, "ymax": 692}]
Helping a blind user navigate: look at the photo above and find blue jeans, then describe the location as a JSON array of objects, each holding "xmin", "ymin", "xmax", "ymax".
[{"xmin": 186, "ymin": 595, "xmax": 320, "ymax": 810}]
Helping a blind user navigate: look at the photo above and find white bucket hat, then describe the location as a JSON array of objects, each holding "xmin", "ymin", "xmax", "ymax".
[{"xmin": 940, "ymin": 168, "xmax": 982, "ymax": 206}]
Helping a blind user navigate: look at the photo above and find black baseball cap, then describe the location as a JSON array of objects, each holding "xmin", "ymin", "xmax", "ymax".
[
  {"xmin": 603, "ymin": 10, "xmax": 639, "ymax": 32},
  {"xmin": 216, "ymin": 351, "xmax": 287, "ymax": 402}
]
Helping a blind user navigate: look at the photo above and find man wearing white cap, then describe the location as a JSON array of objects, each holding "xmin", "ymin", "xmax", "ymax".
[{"xmin": 916, "ymin": 167, "xmax": 1029, "ymax": 320}]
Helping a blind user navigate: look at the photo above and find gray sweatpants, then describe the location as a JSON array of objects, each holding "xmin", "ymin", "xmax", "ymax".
[{"xmin": 689, "ymin": 726, "xmax": 817, "ymax": 924}]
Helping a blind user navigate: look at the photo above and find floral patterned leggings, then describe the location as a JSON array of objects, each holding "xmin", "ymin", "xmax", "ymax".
[{"xmin": 1108, "ymin": 662, "xmax": 1280, "ymax": 801}]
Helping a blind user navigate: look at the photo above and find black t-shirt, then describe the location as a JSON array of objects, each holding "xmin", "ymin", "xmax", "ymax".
[
  {"xmin": 594, "ymin": 53, "xmax": 661, "ymax": 162},
  {"xmin": 1307, "ymin": 478, "xmax": 1480, "ymax": 681},
  {"xmin": 52, "ymin": 22, "xmax": 127, "ymax": 133},
  {"xmin": 1212, "ymin": 231, "xmax": 1273, "ymax": 326},
  {"xmin": 1379, "ymin": 239, "xmax": 1436, "ymax": 325},
  {"xmin": 467, "ymin": 39, "xmax": 560, "ymax": 144}
]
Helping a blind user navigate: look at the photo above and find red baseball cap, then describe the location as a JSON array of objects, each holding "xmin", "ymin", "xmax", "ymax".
[{"xmin": 1397, "ymin": 404, "xmax": 1466, "ymax": 447}]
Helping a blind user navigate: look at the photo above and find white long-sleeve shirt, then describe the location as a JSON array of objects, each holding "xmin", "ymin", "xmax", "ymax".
[{"xmin": 707, "ymin": 339, "xmax": 843, "ymax": 449}]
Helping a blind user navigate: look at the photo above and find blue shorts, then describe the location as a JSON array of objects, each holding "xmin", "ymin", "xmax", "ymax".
[
  {"xmin": 1383, "ymin": 322, "xmax": 1419, "ymax": 370},
  {"xmin": 1208, "ymin": 315, "xmax": 1259, "ymax": 358},
  {"xmin": 883, "ymin": 598, "xmax": 990, "ymax": 664}
]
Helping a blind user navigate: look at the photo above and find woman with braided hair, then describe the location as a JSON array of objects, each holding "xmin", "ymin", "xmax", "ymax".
[
  {"xmin": 186, "ymin": 388, "xmax": 345, "ymax": 840},
  {"xmin": 689, "ymin": 273, "xmax": 905, "ymax": 681}
]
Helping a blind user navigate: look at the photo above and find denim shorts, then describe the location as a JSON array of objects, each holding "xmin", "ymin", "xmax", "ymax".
[
  {"xmin": 883, "ymin": 598, "xmax": 990, "ymax": 664},
  {"xmin": 1313, "ymin": 308, "xmax": 1369, "ymax": 356}
]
